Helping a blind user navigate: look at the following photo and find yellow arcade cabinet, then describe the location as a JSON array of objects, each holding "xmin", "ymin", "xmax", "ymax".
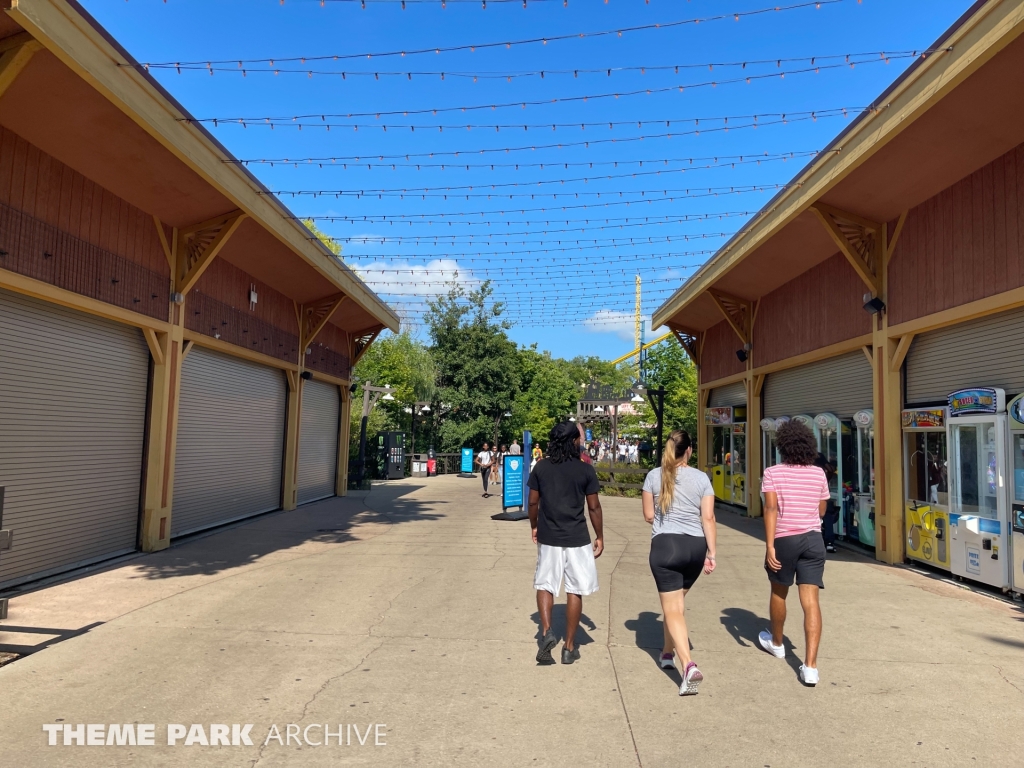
[
  {"xmin": 706, "ymin": 406, "xmax": 747, "ymax": 507},
  {"xmin": 902, "ymin": 407, "xmax": 950, "ymax": 570}
]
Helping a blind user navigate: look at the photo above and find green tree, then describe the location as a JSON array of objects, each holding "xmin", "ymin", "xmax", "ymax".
[
  {"xmin": 303, "ymin": 219, "xmax": 341, "ymax": 256},
  {"xmin": 642, "ymin": 339, "xmax": 699, "ymax": 452},
  {"xmin": 350, "ymin": 331, "xmax": 435, "ymax": 455},
  {"xmin": 426, "ymin": 280, "xmax": 523, "ymax": 451}
]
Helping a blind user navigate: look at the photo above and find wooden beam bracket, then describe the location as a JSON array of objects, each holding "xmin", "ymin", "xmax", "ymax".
[
  {"xmin": 175, "ymin": 210, "xmax": 247, "ymax": 295},
  {"xmin": 142, "ymin": 328, "xmax": 165, "ymax": 366},
  {"xmin": 351, "ymin": 328, "xmax": 381, "ymax": 366},
  {"xmin": 708, "ymin": 289, "xmax": 752, "ymax": 346},
  {"xmin": 0, "ymin": 33, "xmax": 42, "ymax": 101},
  {"xmin": 669, "ymin": 327, "xmax": 700, "ymax": 368},
  {"xmin": 300, "ymin": 293, "xmax": 348, "ymax": 353},
  {"xmin": 890, "ymin": 333, "xmax": 915, "ymax": 372},
  {"xmin": 810, "ymin": 203, "xmax": 882, "ymax": 296}
]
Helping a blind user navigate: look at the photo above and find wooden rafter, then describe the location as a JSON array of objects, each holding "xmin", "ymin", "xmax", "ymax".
[
  {"xmin": 142, "ymin": 328, "xmax": 165, "ymax": 366},
  {"xmin": 0, "ymin": 33, "xmax": 42, "ymax": 101},
  {"xmin": 669, "ymin": 326, "xmax": 700, "ymax": 368},
  {"xmin": 175, "ymin": 210, "xmax": 247, "ymax": 295},
  {"xmin": 810, "ymin": 203, "xmax": 882, "ymax": 296},
  {"xmin": 708, "ymin": 289, "xmax": 752, "ymax": 345},
  {"xmin": 887, "ymin": 210, "xmax": 909, "ymax": 260},
  {"xmin": 753, "ymin": 373, "xmax": 766, "ymax": 397},
  {"xmin": 890, "ymin": 333, "xmax": 915, "ymax": 372},
  {"xmin": 351, "ymin": 329, "xmax": 380, "ymax": 366},
  {"xmin": 300, "ymin": 293, "xmax": 347, "ymax": 351},
  {"xmin": 153, "ymin": 216, "xmax": 174, "ymax": 272}
]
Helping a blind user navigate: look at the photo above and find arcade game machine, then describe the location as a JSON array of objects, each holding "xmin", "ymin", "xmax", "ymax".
[
  {"xmin": 946, "ymin": 388, "xmax": 1009, "ymax": 591},
  {"xmin": 705, "ymin": 406, "xmax": 747, "ymax": 507},
  {"xmin": 1006, "ymin": 394, "xmax": 1024, "ymax": 598},
  {"xmin": 853, "ymin": 410, "xmax": 876, "ymax": 547},
  {"xmin": 760, "ymin": 418, "xmax": 779, "ymax": 474},
  {"xmin": 902, "ymin": 407, "xmax": 950, "ymax": 570}
]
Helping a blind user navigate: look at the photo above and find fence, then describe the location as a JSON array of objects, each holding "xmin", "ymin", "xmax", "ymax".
[{"xmin": 594, "ymin": 460, "xmax": 649, "ymax": 497}]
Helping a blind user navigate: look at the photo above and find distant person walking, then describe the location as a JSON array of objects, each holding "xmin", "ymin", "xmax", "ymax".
[
  {"xmin": 641, "ymin": 429, "xmax": 717, "ymax": 695},
  {"xmin": 758, "ymin": 420, "xmax": 830, "ymax": 687},
  {"xmin": 529, "ymin": 422, "xmax": 604, "ymax": 665},
  {"xmin": 531, "ymin": 443, "xmax": 543, "ymax": 470},
  {"xmin": 475, "ymin": 443, "xmax": 494, "ymax": 498},
  {"xmin": 815, "ymin": 452, "xmax": 838, "ymax": 554},
  {"xmin": 510, "ymin": 439, "xmax": 522, "ymax": 456}
]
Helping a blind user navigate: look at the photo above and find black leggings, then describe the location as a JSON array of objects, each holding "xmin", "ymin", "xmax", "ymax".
[
  {"xmin": 481, "ymin": 468, "xmax": 490, "ymax": 493},
  {"xmin": 649, "ymin": 534, "xmax": 707, "ymax": 593}
]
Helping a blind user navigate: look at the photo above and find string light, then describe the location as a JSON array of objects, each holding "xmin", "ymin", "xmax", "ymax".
[
  {"xmin": 151, "ymin": 49, "xmax": 930, "ymax": 80},
  {"xmin": 186, "ymin": 62, "xmax": 877, "ymax": 121},
  {"xmin": 130, "ymin": 1, "xmax": 842, "ymax": 68}
]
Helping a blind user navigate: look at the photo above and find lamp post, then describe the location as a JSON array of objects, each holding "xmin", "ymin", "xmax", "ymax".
[
  {"xmin": 409, "ymin": 401, "xmax": 431, "ymax": 455},
  {"xmin": 356, "ymin": 381, "xmax": 396, "ymax": 485}
]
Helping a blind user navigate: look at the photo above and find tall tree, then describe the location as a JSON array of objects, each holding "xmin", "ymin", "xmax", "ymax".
[
  {"xmin": 426, "ymin": 281, "xmax": 523, "ymax": 451},
  {"xmin": 642, "ymin": 339, "xmax": 699, "ymax": 447}
]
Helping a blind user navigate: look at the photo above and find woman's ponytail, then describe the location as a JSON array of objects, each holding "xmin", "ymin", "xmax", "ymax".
[{"xmin": 658, "ymin": 429, "xmax": 692, "ymax": 510}]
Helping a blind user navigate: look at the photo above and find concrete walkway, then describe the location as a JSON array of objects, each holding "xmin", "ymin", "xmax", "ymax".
[{"xmin": 1, "ymin": 475, "xmax": 1022, "ymax": 767}]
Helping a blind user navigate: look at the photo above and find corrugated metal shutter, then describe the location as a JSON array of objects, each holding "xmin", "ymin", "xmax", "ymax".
[
  {"xmin": 171, "ymin": 346, "xmax": 286, "ymax": 537},
  {"xmin": 906, "ymin": 306, "xmax": 1024, "ymax": 404},
  {"xmin": 710, "ymin": 380, "xmax": 747, "ymax": 407},
  {"xmin": 0, "ymin": 288, "xmax": 148, "ymax": 589},
  {"xmin": 763, "ymin": 351, "xmax": 872, "ymax": 418},
  {"xmin": 297, "ymin": 378, "xmax": 339, "ymax": 505}
]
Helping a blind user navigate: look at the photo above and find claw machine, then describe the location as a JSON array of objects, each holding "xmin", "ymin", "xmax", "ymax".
[
  {"xmin": 760, "ymin": 418, "xmax": 779, "ymax": 474},
  {"xmin": 902, "ymin": 407, "xmax": 950, "ymax": 570},
  {"xmin": 852, "ymin": 410, "xmax": 876, "ymax": 547},
  {"xmin": 706, "ymin": 406, "xmax": 747, "ymax": 507},
  {"xmin": 813, "ymin": 413, "xmax": 859, "ymax": 541},
  {"xmin": 946, "ymin": 388, "xmax": 1009, "ymax": 591},
  {"xmin": 1007, "ymin": 394, "xmax": 1024, "ymax": 598}
]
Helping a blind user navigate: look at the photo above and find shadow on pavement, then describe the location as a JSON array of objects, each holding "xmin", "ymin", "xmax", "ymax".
[
  {"xmin": 623, "ymin": 611, "xmax": 687, "ymax": 685},
  {"xmin": 0, "ymin": 621, "xmax": 103, "ymax": 656},
  {"xmin": 124, "ymin": 481, "xmax": 444, "ymax": 582},
  {"xmin": 720, "ymin": 606, "xmax": 802, "ymax": 675},
  {"xmin": 530, "ymin": 605, "xmax": 596, "ymax": 647}
]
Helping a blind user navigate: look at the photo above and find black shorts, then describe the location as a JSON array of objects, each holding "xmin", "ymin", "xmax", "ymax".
[
  {"xmin": 649, "ymin": 533, "xmax": 707, "ymax": 593},
  {"xmin": 766, "ymin": 532, "xmax": 826, "ymax": 588}
]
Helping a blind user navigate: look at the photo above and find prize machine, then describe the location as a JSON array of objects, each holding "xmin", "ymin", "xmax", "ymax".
[
  {"xmin": 706, "ymin": 406, "xmax": 747, "ymax": 506},
  {"xmin": 946, "ymin": 388, "xmax": 1010, "ymax": 591},
  {"xmin": 1006, "ymin": 394, "xmax": 1024, "ymax": 598},
  {"xmin": 759, "ymin": 418, "xmax": 780, "ymax": 474},
  {"xmin": 901, "ymin": 408, "xmax": 950, "ymax": 570},
  {"xmin": 812, "ymin": 413, "xmax": 861, "ymax": 543},
  {"xmin": 852, "ymin": 410, "xmax": 877, "ymax": 547}
]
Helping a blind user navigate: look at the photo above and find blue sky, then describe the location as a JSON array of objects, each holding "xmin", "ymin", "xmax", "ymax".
[{"xmin": 83, "ymin": 0, "xmax": 970, "ymax": 359}]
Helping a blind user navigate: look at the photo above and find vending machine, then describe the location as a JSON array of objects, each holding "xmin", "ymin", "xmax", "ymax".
[
  {"xmin": 853, "ymin": 410, "xmax": 876, "ymax": 547},
  {"xmin": 902, "ymin": 407, "xmax": 950, "ymax": 570},
  {"xmin": 946, "ymin": 388, "xmax": 1009, "ymax": 590},
  {"xmin": 1006, "ymin": 394, "xmax": 1024, "ymax": 598}
]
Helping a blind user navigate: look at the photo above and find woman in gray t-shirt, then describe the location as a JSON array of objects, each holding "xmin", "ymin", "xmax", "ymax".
[{"xmin": 641, "ymin": 429, "xmax": 717, "ymax": 696}]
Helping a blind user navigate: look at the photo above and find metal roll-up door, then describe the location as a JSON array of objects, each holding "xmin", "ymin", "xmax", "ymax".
[
  {"xmin": 763, "ymin": 351, "xmax": 872, "ymax": 418},
  {"xmin": 172, "ymin": 346, "xmax": 286, "ymax": 537},
  {"xmin": 710, "ymin": 380, "xmax": 747, "ymax": 408},
  {"xmin": 297, "ymin": 378, "xmax": 339, "ymax": 505},
  {"xmin": 906, "ymin": 306, "xmax": 1024, "ymax": 404},
  {"xmin": 0, "ymin": 288, "xmax": 148, "ymax": 589}
]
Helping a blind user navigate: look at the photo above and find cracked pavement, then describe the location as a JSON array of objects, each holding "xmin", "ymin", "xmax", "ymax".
[{"xmin": 1, "ymin": 476, "xmax": 1022, "ymax": 767}]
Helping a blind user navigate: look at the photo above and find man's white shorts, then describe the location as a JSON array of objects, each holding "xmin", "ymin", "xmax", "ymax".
[{"xmin": 534, "ymin": 543, "xmax": 599, "ymax": 597}]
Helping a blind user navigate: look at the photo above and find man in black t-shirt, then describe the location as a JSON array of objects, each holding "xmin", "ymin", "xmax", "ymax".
[{"xmin": 527, "ymin": 421, "xmax": 604, "ymax": 665}]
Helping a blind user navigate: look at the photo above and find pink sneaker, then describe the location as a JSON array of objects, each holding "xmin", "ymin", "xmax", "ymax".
[
  {"xmin": 659, "ymin": 652, "xmax": 675, "ymax": 670},
  {"xmin": 680, "ymin": 662, "xmax": 703, "ymax": 696}
]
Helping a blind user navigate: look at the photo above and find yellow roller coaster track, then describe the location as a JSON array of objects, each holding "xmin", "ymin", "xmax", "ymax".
[{"xmin": 608, "ymin": 331, "xmax": 673, "ymax": 366}]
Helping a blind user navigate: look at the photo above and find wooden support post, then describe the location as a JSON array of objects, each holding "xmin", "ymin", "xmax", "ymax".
[
  {"xmin": 697, "ymin": 387, "xmax": 710, "ymax": 478},
  {"xmin": 282, "ymin": 370, "xmax": 303, "ymax": 511},
  {"xmin": 747, "ymin": 373, "xmax": 763, "ymax": 518},
  {"xmin": 337, "ymin": 383, "xmax": 352, "ymax": 496},
  {"xmin": 140, "ymin": 326, "xmax": 184, "ymax": 551},
  {"xmin": 0, "ymin": 34, "xmax": 42, "ymax": 100}
]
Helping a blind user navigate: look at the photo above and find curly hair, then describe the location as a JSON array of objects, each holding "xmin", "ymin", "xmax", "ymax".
[
  {"xmin": 546, "ymin": 421, "xmax": 581, "ymax": 464},
  {"xmin": 775, "ymin": 420, "xmax": 818, "ymax": 466}
]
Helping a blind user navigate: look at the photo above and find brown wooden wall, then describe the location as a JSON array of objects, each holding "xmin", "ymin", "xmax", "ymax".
[
  {"xmin": 0, "ymin": 126, "xmax": 170, "ymax": 318},
  {"xmin": 888, "ymin": 143, "xmax": 1024, "ymax": 326},
  {"xmin": 0, "ymin": 126, "xmax": 169, "ymax": 276},
  {"xmin": 306, "ymin": 322, "xmax": 352, "ymax": 381},
  {"xmin": 753, "ymin": 252, "xmax": 872, "ymax": 367},
  {"xmin": 189, "ymin": 259, "xmax": 300, "ymax": 364},
  {"xmin": 700, "ymin": 319, "xmax": 746, "ymax": 384}
]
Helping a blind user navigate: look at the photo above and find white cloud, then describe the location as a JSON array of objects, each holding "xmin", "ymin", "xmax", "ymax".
[
  {"xmin": 347, "ymin": 258, "xmax": 482, "ymax": 297},
  {"xmin": 582, "ymin": 309, "xmax": 652, "ymax": 343}
]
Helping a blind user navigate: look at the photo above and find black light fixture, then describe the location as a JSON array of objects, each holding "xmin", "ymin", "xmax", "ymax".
[
  {"xmin": 736, "ymin": 342, "xmax": 752, "ymax": 363},
  {"xmin": 863, "ymin": 292, "xmax": 886, "ymax": 315},
  {"xmin": 300, "ymin": 371, "xmax": 313, "ymax": 381}
]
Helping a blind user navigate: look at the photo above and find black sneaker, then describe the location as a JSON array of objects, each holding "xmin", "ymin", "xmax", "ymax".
[
  {"xmin": 561, "ymin": 645, "xmax": 580, "ymax": 665},
  {"xmin": 826, "ymin": 544, "xmax": 837, "ymax": 553},
  {"xmin": 536, "ymin": 629, "xmax": 558, "ymax": 665}
]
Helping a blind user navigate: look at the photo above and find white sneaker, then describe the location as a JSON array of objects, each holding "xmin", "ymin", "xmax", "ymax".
[
  {"xmin": 799, "ymin": 665, "xmax": 819, "ymax": 686},
  {"xmin": 758, "ymin": 630, "xmax": 785, "ymax": 658}
]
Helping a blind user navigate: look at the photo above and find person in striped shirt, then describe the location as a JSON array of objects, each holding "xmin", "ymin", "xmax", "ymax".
[{"xmin": 757, "ymin": 420, "xmax": 830, "ymax": 687}]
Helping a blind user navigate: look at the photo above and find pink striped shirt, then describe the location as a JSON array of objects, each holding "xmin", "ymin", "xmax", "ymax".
[{"xmin": 761, "ymin": 464, "xmax": 830, "ymax": 538}]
